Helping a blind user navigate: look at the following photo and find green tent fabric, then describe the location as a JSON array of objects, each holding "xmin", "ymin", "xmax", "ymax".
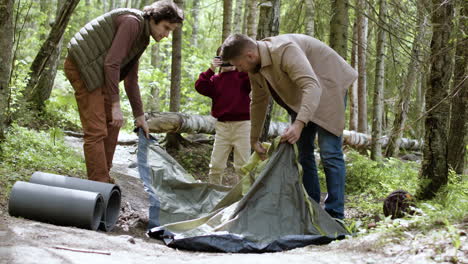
[{"xmin": 137, "ymin": 131, "xmax": 350, "ymax": 252}]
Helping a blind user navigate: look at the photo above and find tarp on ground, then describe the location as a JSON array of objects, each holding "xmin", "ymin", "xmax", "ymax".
[{"xmin": 136, "ymin": 130, "xmax": 349, "ymax": 253}]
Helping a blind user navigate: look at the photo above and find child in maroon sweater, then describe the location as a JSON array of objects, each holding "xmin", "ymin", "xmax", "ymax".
[{"xmin": 195, "ymin": 56, "xmax": 251, "ymax": 185}]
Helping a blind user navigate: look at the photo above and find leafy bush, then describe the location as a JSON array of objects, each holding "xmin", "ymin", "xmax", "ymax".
[
  {"xmin": 346, "ymin": 149, "xmax": 420, "ymax": 197},
  {"xmin": 0, "ymin": 125, "xmax": 86, "ymax": 200}
]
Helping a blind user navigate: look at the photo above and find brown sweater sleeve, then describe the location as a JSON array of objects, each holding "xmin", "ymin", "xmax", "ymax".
[{"xmin": 103, "ymin": 15, "xmax": 141, "ymax": 103}]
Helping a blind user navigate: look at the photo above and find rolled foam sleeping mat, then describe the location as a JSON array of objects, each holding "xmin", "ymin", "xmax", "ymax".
[
  {"xmin": 29, "ymin": 171, "xmax": 121, "ymax": 231},
  {"xmin": 8, "ymin": 181, "xmax": 104, "ymax": 230}
]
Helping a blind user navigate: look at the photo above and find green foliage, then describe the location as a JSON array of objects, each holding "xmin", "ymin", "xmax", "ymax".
[
  {"xmin": 346, "ymin": 149, "xmax": 419, "ymax": 196},
  {"xmin": 0, "ymin": 125, "xmax": 86, "ymax": 200}
]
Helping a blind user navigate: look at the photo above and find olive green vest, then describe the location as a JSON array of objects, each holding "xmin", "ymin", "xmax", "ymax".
[{"xmin": 67, "ymin": 8, "xmax": 150, "ymax": 92}]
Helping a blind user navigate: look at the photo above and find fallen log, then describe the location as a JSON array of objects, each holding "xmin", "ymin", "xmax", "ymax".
[{"xmin": 146, "ymin": 112, "xmax": 422, "ymax": 150}]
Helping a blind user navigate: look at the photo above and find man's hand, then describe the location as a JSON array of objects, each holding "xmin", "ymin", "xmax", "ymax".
[
  {"xmin": 210, "ymin": 57, "xmax": 223, "ymax": 71},
  {"xmin": 135, "ymin": 115, "xmax": 149, "ymax": 139},
  {"xmin": 110, "ymin": 102, "xmax": 124, "ymax": 128},
  {"xmin": 253, "ymin": 141, "xmax": 267, "ymax": 160},
  {"xmin": 280, "ymin": 120, "xmax": 305, "ymax": 144}
]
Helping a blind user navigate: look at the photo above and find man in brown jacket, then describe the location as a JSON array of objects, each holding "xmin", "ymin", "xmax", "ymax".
[
  {"xmin": 64, "ymin": 1, "xmax": 183, "ymax": 183},
  {"xmin": 221, "ymin": 34, "xmax": 358, "ymax": 219}
]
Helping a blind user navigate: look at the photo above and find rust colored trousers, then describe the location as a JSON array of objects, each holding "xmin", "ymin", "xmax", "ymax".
[{"xmin": 64, "ymin": 57, "xmax": 119, "ymax": 183}]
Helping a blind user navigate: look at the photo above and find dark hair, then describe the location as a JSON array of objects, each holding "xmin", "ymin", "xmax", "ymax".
[
  {"xmin": 220, "ymin": 34, "xmax": 256, "ymax": 61},
  {"xmin": 143, "ymin": 0, "xmax": 184, "ymax": 25}
]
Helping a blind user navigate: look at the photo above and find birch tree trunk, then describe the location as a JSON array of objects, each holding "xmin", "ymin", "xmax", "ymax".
[
  {"xmin": 418, "ymin": 0, "xmax": 454, "ymax": 200},
  {"xmin": 242, "ymin": 0, "xmax": 249, "ymax": 34},
  {"xmin": 385, "ymin": 0, "xmax": 430, "ymax": 157},
  {"xmin": 25, "ymin": 0, "xmax": 80, "ymax": 111},
  {"xmin": 329, "ymin": 0, "xmax": 349, "ymax": 60},
  {"xmin": 370, "ymin": 0, "xmax": 387, "ymax": 161},
  {"xmin": 304, "ymin": 0, "xmax": 315, "ymax": 36},
  {"xmin": 167, "ymin": 0, "xmax": 184, "ymax": 149},
  {"xmin": 191, "ymin": 0, "xmax": 201, "ymax": 46},
  {"xmin": 233, "ymin": 0, "xmax": 243, "ymax": 33},
  {"xmin": 0, "ymin": 0, "xmax": 14, "ymax": 142},
  {"xmin": 349, "ymin": 21, "xmax": 358, "ymax": 131},
  {"xmin": 447, "ymin": 1, "xmax": 467, "ymax": 174},
  {"xmin": 357, "ymin": 0, "xmax": 368, "ymax": 134},
  {"xmin": 222, "ymin": 0, "xmax": 233, "ymax": 41},
  {"xmin": 146, "ymin": 112, "xmax": 422, "ymax": 150},
  {"xmin": 246, "ymin": 0, "xmax": 259, "ymax": 39}
]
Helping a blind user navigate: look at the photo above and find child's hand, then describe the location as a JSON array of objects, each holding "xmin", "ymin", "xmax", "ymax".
[{"xmin": 210, "ymin": 57, "xmax": 223, "ymax": 71}]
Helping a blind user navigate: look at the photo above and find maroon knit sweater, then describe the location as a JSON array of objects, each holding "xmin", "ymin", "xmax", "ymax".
[{"xmin": 195, "ymin": 68, "xmax": 251, "ymax": 121}]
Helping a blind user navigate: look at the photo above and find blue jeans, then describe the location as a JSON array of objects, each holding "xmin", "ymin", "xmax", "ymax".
[{"xmin": 293, "ymin": 118, "xmax": 346, "ymax": 219}]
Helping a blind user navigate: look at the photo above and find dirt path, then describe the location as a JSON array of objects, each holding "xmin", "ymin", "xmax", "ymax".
[{"xmin": 1, "ymin": 134, "xmax": 464, "ymax": 264}]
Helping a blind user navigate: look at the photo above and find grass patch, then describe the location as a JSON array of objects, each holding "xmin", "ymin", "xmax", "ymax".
[
  {"xmin": 343, "ymin": 149, "xmax": 467, "ymax": 236},
  {"xmin": 0, "ymin": 125, "xmax": 86, "ymax": 205}
]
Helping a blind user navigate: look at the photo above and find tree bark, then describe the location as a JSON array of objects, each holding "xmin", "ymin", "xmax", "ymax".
[
  {"xmin": 233, "ymin": 0, "xmax": 243, "ymax": 33},
  {"xmin": 39, "ymin": 0, "xmax": 51, "ymax": 41},
  {"xmin": 25, "ymin": 0, "xmax": 80, "ymax": 111},
  {"xmin": 304, "ymin": 0, "xmax": 315, "ymax": 36},
  {"xmin": 370, "ymin": 0, "xmax": 387, "ymax": 161},
  {"xmin": 146, "ymin": 112, "xmax": 422, "ymax": 150},
  {"xmin": 447, "ymin": 1, "xmax": 467, "ymax": 174},
  {"xmin": 385, "ymin": 0, "xmax": 430, "ymax": 157},
  {"xmin": 246, "ymin": 0, "xmax": 259, "ymax": 39},
  {"xmin": 329, "ymin": 0, "xmax": 349, "ymax": 60},
  {"xmin": 256, "ymin": 0, "xmax": 280, "ymax": 142},
  {"xmin": 222, "ymin": 0, "xmax": 233, "ymax": 41},
  {"xmin": 357, "ymin": 0, "xmax": 368, "ymax": 134},
  {"xmin": 167, "ymin": 0, "xmax": 184, "ymax": 149},
  {"xmin": 349, "ymin": 21, "xmax": 358, "ymax": 131},
  {"xmin": 191, "ymin": 0, "xmax": 201, "ymax": 46},
  {"xmin": 0, "ymin": 0, "xmax": 14, "ymax": 143},
  {"xmin": 417, "ymin": 0, "xmax": 454, "ymax": 200}
]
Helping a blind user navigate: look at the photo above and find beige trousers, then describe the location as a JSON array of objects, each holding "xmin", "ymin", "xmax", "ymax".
[{"xmin": 209, "ymin": 120, "xmax": 251, "ymax": 185}]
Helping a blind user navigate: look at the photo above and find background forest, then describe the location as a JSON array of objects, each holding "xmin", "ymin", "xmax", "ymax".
[{"xmin": 0, "ymin": 0, "xmax": 466, "ymax": 261}]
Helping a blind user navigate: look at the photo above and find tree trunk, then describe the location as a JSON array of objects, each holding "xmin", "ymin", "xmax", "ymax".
[
  {"xmin": 329, "ymin": 0, "xmax": 349, "ymax": 60},
  {"xmin": 167, "ymin": 0, "xmax": 184, "ymax": 149},
  {"xmin": 385, "ymin": 0, "xmax": 430, "ymax": 157},
  {"xmin": 370, "ymin": 0, "xmax": 387, "ymax": 161},
  {"xmin": 222, "ymin": 0, "xmax": 233, "ymax": 41},
  {"xmin": 191, "ymin": 0, "xmax": 201, "ymax": 46},
  {"xmin": 24, "ymin": 0, "xmax": 80, "ymax": 111},
  {"xmin": 39, "ymin": 0, "xmax": 51, "ymax": 41},
  {"xmin": 304, "ymin": 0, "xmax": 315, "ymax": 36},
  {"xmin": 357, "ymin": 0, "xmax": 368, "ymax": 134},
  {"xmin": 349, "ymin": 21, "xmax": 358, "ymax": 131},
  {"xmin": 233, "ymin": 0, "xmax": 243, "ymax": 33},
  {"xmin": 256, "ymin": 0, "xmax": 280, "ymax": 142},
  {"xmin": 146, "ymin": 112, "xmax": 422, "ymax": 150},
  {"xmin": 447, "ymin": 1, "xmax": 467, "ymax": 174},
  {"xmin": 246, "ymin": 0, "xmax": 259, "ymax": 39},
  {"xmin": 417, "ymin": 0, "xmax": 454, "ymax": 200},
  {"xmin": 0, "ymin": 0, "xmax": 14, "ymax": 143},
  {"xmin": 242, "ymin": 0, "xmax": 249, "ymax": 34}
]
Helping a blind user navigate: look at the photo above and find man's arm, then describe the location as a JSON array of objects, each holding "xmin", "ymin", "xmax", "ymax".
[
  {"xmin": 249, "ymin": 75, "xmax": 270, "ymax": 146},
  {"xmin": 104, "ymin": 15, "xmax": 141, "ymax": 103},
  {"xmin": 104, "ymin": 15, "xmax": 141, "ymax": 128}
]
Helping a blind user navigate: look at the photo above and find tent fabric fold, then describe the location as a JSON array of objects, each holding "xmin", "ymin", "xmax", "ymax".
[{"xmin": 137, "ymin": 130, "xmax": 349, "ymax": 253}]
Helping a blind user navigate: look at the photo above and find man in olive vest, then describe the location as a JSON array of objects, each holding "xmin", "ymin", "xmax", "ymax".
[
  {"xmin": 64, "ymin": 0, "xmax": 184, "ymax": 183},
  {"xmin": 221, "ymin": 34, "xmax": 358, "ymax": 219}
]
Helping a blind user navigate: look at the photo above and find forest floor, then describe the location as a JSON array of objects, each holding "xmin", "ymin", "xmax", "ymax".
[{"xmin": 0, "ymin": 133, "xmax": 466, "ymax": 264}]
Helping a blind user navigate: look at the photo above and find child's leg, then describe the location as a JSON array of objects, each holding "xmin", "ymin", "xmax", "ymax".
[
  {"xmin": 232, "ymin": 120, "xmax": 251, "ymax": 182},
  {"xmin": 209, "ymin": 121, "xmax": 232, "ymax": 184}
]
